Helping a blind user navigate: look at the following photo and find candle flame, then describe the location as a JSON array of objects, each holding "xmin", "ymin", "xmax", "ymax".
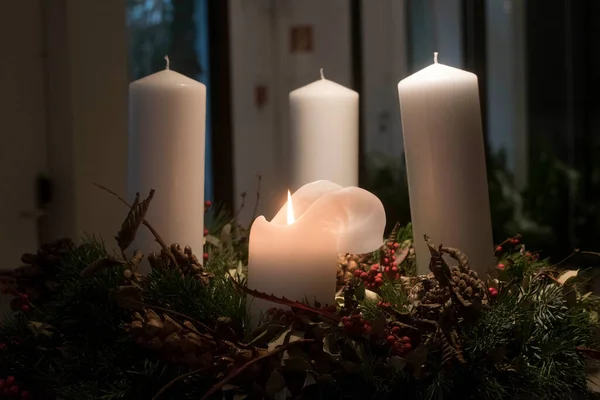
[{"xmin": 287, "ymin": 190, "xmax": 295, "ymax": 225}]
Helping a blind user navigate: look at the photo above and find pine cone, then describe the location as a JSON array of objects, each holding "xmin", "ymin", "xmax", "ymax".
[
  {"xmin": 408, "ymin": 274, "xmax": 450, "ymax": 310},
  {"xmin": 337, "ymin": 253, "xmax": 372, "ymax": 289},
  {"xmin": 449, "ymin": 267, "xmax": 487, "ymax": 305},
  {"xmin": 9, "ymin": 238, "xmax": 74, "ymax": 301},
  {"xmin": 148, "ymin": 244, "xmax": 214, "ymax": 284},
  {"xmin": 126, "ymin": 309, "xmax": 215, "ymax": 368}
]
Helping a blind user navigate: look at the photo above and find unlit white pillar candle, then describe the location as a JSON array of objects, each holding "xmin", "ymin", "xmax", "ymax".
[
  {"xmin": 397, "ymin": 53, "xmax": 494, "ymax": 276},
  {"xmin": 289, "ymin": 70, "xmax": 359, "ymax": 190},
  {"xmin": 129, "ymin": 57, "xmax": 206, "ymax": 259}
]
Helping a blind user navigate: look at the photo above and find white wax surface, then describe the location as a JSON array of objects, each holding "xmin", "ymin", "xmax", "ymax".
[
  {"xmin": 247, "ymin": 180, "xmax": 386, "ymax": 322},
  {"xmin": 397, "ymin": 62, "xmax": 494, "ymax": 275},
  {"xmin": 128, "ymin": 69, "xmax": 206, "ymax": 259},
  {"xmin": 289, "ymin": 77, "xmax": 359, "ymax": 191}
]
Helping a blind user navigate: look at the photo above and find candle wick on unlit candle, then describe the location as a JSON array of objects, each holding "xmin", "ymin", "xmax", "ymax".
[
  {"xmin": 434, "ymin": 52, "xmax": 439, "ymax": 64},
  {"xmin": 320, "ymin": 68, "xmax": 325, "ymax": 80},
  {"xmin": 164, "ymin": 55, "xmax": 170, "ymax": 70}
]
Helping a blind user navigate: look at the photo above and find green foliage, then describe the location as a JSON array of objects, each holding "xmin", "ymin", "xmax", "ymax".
[{"xmin": 0, "ymin": 209, "xmax": 598, "ymax": 399}]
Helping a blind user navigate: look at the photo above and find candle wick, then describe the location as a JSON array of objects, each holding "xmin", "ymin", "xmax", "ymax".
[
  {"xmin": 164, "ymin": 55, "xmax": 170, "ymax": 70},
  {"xmin": 320, "ymin": 68, "xmax": 325, "ymax": 80},
  {"xmin": 434, "ymin": 52, "xmax": 439, "ymax": 64}
]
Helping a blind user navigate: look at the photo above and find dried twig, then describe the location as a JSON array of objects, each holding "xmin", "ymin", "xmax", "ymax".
[
  {"xmin": 229, "ymin": 273, "xmax": 340, "ymax": 321},
  {"xmin": 495, "ymin": 234, "xmax": 522, "ymax": 250},
  {"xmin": 93, "ymin": 182, "xmax": 178, "ymax": 268},
  {"xmin": 124, "ymin": 298, "xmax": 215, "ymax": 335},
  {"xmin": 251, "ymin": 174, "xmax": 262, "ymax": 221},
  {"xmin": 199, "ymin": 338, "xmax": 314, "ymax": 400},
  {"xmin": 233, "ymin": 191, "xmax": 247, "ymax": 220},
  {"xmin": 151, "ymin": 367, "xmax": 208, "ymax": 400}
]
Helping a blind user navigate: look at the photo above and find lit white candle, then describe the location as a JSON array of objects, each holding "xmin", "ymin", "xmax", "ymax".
[
  {"xmin": 289, "ymin": 70, "xmax": 359, "ymax": 191},
  {"xmin": 397, "ymin": 53, "xmax": 494, "ymax": 275},
  {"xmin": 128, "ymin": 57, "xmax": 206, "ymax": 259},
  {"xmin": 248, "ymin": 180, "xmax": 385, "ymax": 321}
]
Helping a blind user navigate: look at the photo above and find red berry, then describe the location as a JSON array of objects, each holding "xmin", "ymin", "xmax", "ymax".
[
  {"xmin": 353, "ymin": 269, "xmax": 362, "ymax": 278},
  {"xmin": 21, "ymin": 305, "xmax": 29, "ymax": 312},
  {"xmin": 401, "ymin": 336, "xmax": 411, "ymax": 343},
  {"xmin": 403, "ymin": 343, "xmax": 413, "ymax": 351},
  {"xmin": 387, "ymin": 242, "xmax": 393, "ymax": 248},
  {"xmin": 344, "ymin": 321, "xmax": 353, "ymax": 329},
  {"xmin": 393, "ymin": 243, "xmax": 399, "ymax": 249},
  {"xmin": 21, "ymin": 390, "xmax": 30, "ymax": 398},
  {"xmin": 512, "ymin": 238, "xmax": 520, "ymax": 244},
  {"xmin": 383, "ymin": 258, "xmax": 389, "ymax": 264},
  {"xmin": 360, "ymin": 272, "xmax": 368, "ymax": 280},
  {"xmin": 341, "ymin": 316, "xmax": 350, "ymax": 323},
  {"xmin": 203, "ymin": 252, "xmax": 209, "ymax": 261},
  {"xmin": 495, "ymin": 245, "xmax": 503, "ymax": 252},
  {"xmin": 6, "ymin": 376, "xmax": 15, "ymax": 386},
  {"xmin": 204, "ymin": 200, "xmax": 212, "ymax": 208},
  {"xmin": 370, "ymin": 265, "xmax": 379, "ymax": 272},
  {"xmin": 391, "ymin": 266, "xmax": 398, "ymax": 273},
  {"xmin": 9, "ymin": 385, "xmax": 18, "ymax": 395},
  {"xmin": 497, "ymin": 263, "xmax": 505, "ymax": 270},
  {"xmin": 19, "ymin": 293, "xmax": 28, "ymax": 300},
  {"xmin": 488, "ymin": 287, "xmax": 495, "ymax": 293},
  {"xmin": 204, "ymin": 228, "xmax": 209, "ymax": 236},
  {"xmin": 391, "ymin": 326, "xmax": 401, "ymax": 334},
  {"xmin": 375, "ymin": 278, "xmax": 383, "ymax": 286},
  {"xmin": 363, "ymin": 325, "xmax": 371, "ymax": 335},
  {"xmin": 386, "ymin": 335, "xmax": 396, "ymax": 344},
  {"xmin": 375, "ymin": 273, "xmax": 383, "ymax": 279}
]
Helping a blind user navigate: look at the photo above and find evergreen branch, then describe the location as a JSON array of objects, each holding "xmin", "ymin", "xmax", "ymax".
[
  {"xmin": 199, "ymin": 339, "xmax": 315, "ymax": 400},
  {"xmin": 93, "ymin": 182, "xmax": 178, "ymax": 268}
]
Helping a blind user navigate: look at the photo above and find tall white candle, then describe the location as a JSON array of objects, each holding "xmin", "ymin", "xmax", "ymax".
[
  {"xmin": 128, "ymin": 58, "xmax": 206, "ymax": 259},
  {"xmin": 248, "ymin": 180, "xmax": 385, "ymax": 322},
  {"xmin": 397, "ymin": 53, "xmax": 494, "ymax": 276},
  {"xmin": 289, "ymin": 70, "xmax": 359, "ymax": 191}
]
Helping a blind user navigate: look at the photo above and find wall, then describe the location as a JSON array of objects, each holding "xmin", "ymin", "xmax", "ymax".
[
  {"xmin": 43, "ymin": 0, "xmax": 129, "ymax": 241},
  {"xmin": 0, "ymin": 0, "xmax": 48, "ymax": 316},
  {"xmin": 229, "ymin": 0, "xmax": 352, "ymax": 224}
]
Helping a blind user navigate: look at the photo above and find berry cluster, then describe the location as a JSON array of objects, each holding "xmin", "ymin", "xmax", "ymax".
[
  {"xmin": 10, "ymin": 294, "xmax": 29, "ymax": 313},
  {"xmin": 341, "ymin": 313, "xmax": 371, "ymax": 335},
  {"xmin": 495, "ymin": 237, "xmax": 520, "ymax": 253},
  {"xmin": 488, "ymin": 287, "xmax": 498, "ymax": 298},
  {"xmin": 266, "ymin": 307, "xmax": 295, "ymax": 325},
  {"xmin": 354, "ymin": 265, "xmax": 384, "ymax": 290},
  {"xmin": 381, "ymin": 240, "xmax": 400, "ymax": 280},
  {"xmin": 0, "ymin": 376, "xmax": 28, "ymax": 398},
  {"xmin": 387, "ymin": 326, "xmax": 412, "ymax": 355},
  {"xmin": 377, "ymin": 301, "xmax": 392, "ymax": 309}
]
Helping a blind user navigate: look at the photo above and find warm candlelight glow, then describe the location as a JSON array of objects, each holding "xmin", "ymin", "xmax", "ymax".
[{"xmin": 287, "ymin": 190, "xmax": 295, "ymax": 225}]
